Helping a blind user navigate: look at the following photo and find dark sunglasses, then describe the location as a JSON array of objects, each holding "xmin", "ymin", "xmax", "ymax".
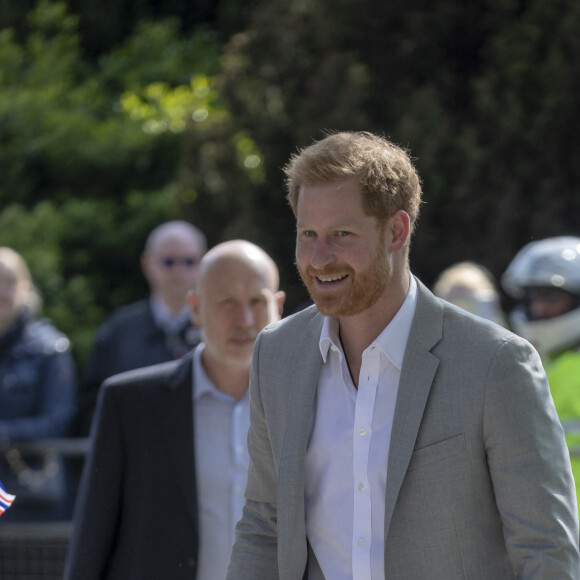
[{"xmin": 158, "ymin": 256, "xmax": 199, "ymax": 268}]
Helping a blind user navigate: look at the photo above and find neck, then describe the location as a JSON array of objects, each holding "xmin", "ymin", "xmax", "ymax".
[
  {"xmin": 201, "ymin": 351, "xmax": 250, "ymax": 401},
  {"xmin": 154, "ymin": 293, "xmax": 187, "ymax": 317}
]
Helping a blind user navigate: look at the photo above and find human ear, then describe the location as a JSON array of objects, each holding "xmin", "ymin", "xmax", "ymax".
[
  {"xmin": 387, "ymin": 210, "xmax": 410, "ymax": 252},
  {"xmin": 275, "ymin": 291, "xmax": 286, "ymax": 316},
  {"xmin": 140, "ymin": 252, "xmax": 152, "ymax": 281},
  {"xmin": 187, "ymin": 291, "xmax": 202, "ymax": 326}
]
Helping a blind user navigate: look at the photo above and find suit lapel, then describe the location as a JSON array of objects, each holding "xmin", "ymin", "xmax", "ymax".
[
  {"xmin": 277, "ymin": 291, "xmax": 443, "ymax": 568},
  {"xmin": 159, "ymin": 355, "xmax": 197, "ymax": 522},
  {"xmin": 280, "ymin": 308, "xmax": 324, "ymax": 469},
  {"xmin": 384, "ymin": 280, "xmax": 443, "ymax": 535},
  {"xmin": 277, "ymin": 310, "xmax": 324, "ymax": 575}
]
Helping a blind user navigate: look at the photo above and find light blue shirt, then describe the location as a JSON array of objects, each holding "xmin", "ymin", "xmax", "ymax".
[{"xmin": 192, "ymin": 344, "xmax": 250, "ymax": 580}]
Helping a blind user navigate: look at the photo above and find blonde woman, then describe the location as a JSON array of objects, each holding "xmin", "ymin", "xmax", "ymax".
[{"xmin": 0, "ymin": 247, "xmax": 76, "ymax": 520}]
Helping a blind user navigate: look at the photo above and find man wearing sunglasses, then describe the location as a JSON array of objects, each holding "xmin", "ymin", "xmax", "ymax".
[
  {"xmin": 75, "ymin": 220, "xmax": 207, "ymax": 436},
  {"xmin": 502, "ymin": 235, "xmax": 580, "ymax": 512}
]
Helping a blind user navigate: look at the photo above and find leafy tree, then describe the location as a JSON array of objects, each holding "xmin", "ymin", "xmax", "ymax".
[
  {"xmin": 0, "ymin": 0, "xmax": 233, "ymax": 58},
  {"xmin": 181, "ymin": 0, "xmax": 580, "ymax": 311},
  {"xmin": 0, "ymin": 0, "xmax": 222, "ymax": 365},
  {"xmin": 3, "ymin": 0, "xmax": 580, "ymax": 363}
]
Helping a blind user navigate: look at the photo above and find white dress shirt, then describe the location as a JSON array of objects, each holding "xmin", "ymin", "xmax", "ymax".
[
  {"xmin": 192, "ymin": 345, "xmax": 250, "ymax": 580},
  {"xmin": 304, "ymin": 277, "xmax": 417, "ymax": 580}
]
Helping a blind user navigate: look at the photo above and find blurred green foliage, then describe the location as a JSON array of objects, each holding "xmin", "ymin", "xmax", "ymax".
[
  {"xmin": 0, "ymin": 0, "xmax": 222, "ymax": 366},
  {"xmin": 1, "ymin": 0, "xmax": 580, "ymax": 372},
  {"xmin": 192, "ymin": 0, "xmax": 580, "ymax": 312}
]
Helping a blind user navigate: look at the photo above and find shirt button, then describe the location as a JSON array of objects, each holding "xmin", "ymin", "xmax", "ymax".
[
  {"xmin": 359, "ymin": 428, "xmax": 367, "ymax": 436},
  {"xmin": 358, "ymin": 538, "xmax": 366, "ymax": 547},
  {"xmin": 358, "ymin": 483, "xmax": 365, "ymax": 492}
]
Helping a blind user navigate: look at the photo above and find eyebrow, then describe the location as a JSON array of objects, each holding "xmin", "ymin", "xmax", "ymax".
[{"xmin": 296, "ymin": 220, "xmax": 358, "ymax": 230}]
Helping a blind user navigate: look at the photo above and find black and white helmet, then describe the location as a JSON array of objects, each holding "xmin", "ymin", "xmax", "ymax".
[
  {"xmin": 502, "ymin": 236, "xmax": 580, "ymax": 298},
  {"xmin": 502, "ymin": 236, "xmax": 580, "ymax": 357}
]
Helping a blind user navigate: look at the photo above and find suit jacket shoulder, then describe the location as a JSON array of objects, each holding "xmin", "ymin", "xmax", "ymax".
[
  {"xmin": 98, "ymin": 299, "xmax": 153, "ymax": 333},
  {"xmin": 258, "ymin": 304, "xmax": 323, "ymax": 358},
  {"xmin": 102, "ymin": 356, "xmax": 186, "ymax": 392}
]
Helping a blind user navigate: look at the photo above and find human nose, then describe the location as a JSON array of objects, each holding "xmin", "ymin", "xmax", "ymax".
[
  {"xmin": 309, "ymin": 236, "xmax": 334, "ymax": 269},
  {"xmin": 235, "ymin": 304, "xmax": 255, "ymax": 328},
  {"xmin": 528, "ymin": 298, "xmax": 549, "ymax": 320}
]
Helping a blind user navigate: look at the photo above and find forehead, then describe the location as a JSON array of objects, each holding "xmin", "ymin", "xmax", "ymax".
[
  {"xmin": 151, "ymin": 233, "xmax": 201, "ymax": 255},
  {"xmin": 201, "ymin": 256, "xmax": 274, "ymax": 296},
  {"xmin": 296, "ymin": 177, "xmax": 367, "ymax": 225},
  {"xmin": 0, "ymin": 262, "xmax": 17, "ymax": 279}
]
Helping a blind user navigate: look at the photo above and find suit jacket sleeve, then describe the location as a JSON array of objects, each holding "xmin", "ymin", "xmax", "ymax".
[
  {"xmin": 64, "ymin": 381, "xmax": 124, "ymax": 580},
  {"xmin": 227, "ymin": 331, "xmax": 280, "ymax": 579},
  {"xmin": 485, "ymin": 336, "xmax": 580, "ymax": 577}
]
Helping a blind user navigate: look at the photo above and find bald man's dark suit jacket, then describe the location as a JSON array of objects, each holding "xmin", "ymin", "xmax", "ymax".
[{"xmin": 64, "ymin": 353, "xmax": 198, "ymax": 580}]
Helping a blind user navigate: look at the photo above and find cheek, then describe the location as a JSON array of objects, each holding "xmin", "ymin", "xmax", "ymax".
[
  {"xmin": 247, "ymin": 304, "xmax": 270, "ymax": 330},
  {"xmin": 197, "ymin": 306, "xmax": 222, "ymax": 330},
  {"xmin": 202, "ymin": 318, "xmax": 227, "ymax": 344},
  {"xmin": 0, "ymin": 291, "xmax": 17, "ymax": 309},
  {"xmin": 295, "ymin": 243, "xmax": 311, "ymax": 268}
]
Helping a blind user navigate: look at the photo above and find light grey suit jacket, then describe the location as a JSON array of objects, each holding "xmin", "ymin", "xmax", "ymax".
[{"xmin": 228, "ymin": 279, "xmax": 580, "ymax": 579}]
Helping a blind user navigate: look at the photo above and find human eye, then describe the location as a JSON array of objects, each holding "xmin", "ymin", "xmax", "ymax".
[
  {"xmin": 336, "ymin": 230, "xmax": 352, "ymax": 238},
  {"xmin": 251, "ymin": 296, "xmax": 267, "ymax": 308},
  {"xmin": 299, "ymin": 229, "xmax": 317, "ymax": 240}
]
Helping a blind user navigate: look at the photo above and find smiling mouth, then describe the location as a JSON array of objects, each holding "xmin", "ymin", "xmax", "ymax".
[{"xmin": 316, "ymin": 274, "xmax": 348, "ymax": 283}]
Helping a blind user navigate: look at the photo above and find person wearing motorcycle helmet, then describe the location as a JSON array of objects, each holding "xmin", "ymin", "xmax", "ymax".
[
  {"xmin": 502, "ymin": 236, "xmax": 580, "ymax": 359},
  {"xmin": 502, "ymin": 235, "xmax": 580, "ymax": 511}
]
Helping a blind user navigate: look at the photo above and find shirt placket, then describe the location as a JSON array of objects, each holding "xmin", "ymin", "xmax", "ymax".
[
  {"xmin": 352, "ymin": 345, "xmax": 380, "ymax": 579},
  {"xmin": 231, "ymin": 400, "xmax": 249, "ymax": 545}
]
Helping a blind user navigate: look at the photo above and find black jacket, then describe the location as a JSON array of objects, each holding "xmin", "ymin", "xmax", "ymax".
[
  {"xmin": 75, "ymin": 299, "xmax": 200, "ymax": 435},
  {"xmin": 65, "ymin": 354, "xmax": 198, "ymax": 579}
]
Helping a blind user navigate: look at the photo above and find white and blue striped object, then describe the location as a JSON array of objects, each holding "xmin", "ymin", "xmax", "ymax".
[{"xmin": 0, "ymin": 481, "xmax": 15, "ymax": 516}]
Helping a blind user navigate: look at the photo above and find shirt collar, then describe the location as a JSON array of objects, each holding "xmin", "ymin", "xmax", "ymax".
[
  {"xmin": 150, "ymin": 294, "xmax": 192, "ymax": 333},
  {"xmin": 319, "ymin": 275, "xmax": 418, "ymax": 370},
  {"xmin": 193, "ymin": 343, "xmax": 215, "ymax": 401},
  {"xmin": 192, "ymin": 343, "xmax": 249, "ymax": 404},
  {"xmin": 319, "ymin": 317, "xmax": 341, "ymax": 364}
]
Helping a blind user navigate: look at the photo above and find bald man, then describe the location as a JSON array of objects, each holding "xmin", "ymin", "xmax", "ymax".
[
  {"xmin": 76, "ymin": 221, "xmax": 207, "ymax": 435},
  {"xmin": 64, "ymin": 240, "xmax": 285, "ymax": 580}
]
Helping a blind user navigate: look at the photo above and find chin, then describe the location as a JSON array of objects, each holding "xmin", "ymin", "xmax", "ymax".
[
  {"xmin": 312, "ymin": 302, "xmax": 339, "ymax": 317},
  {"xmin": 224, "ymin": 351, "xmax": 253, "ymax": 368},
  {"xmin": 309, "ymin": 293, "xmax": 346, "ymax": 317}
]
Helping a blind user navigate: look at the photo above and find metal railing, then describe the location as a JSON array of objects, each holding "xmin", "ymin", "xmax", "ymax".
[
  {"xmin": 0, "ymin": 438, "xmax": 89, "ymax": 580},
  {"xmin": 0, "ymin": 438, "xmax": 90, "ymax": 458}
]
